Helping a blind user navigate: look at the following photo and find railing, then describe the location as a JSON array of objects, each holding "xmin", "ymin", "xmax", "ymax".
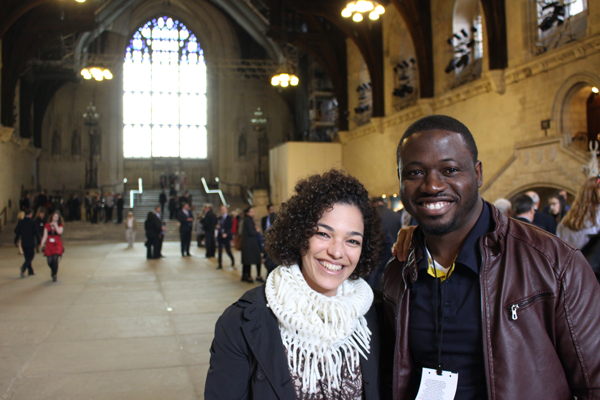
[
  {"xmin": 201, "ymin": 177, "xmax": 227, "ymax": 206},
  {"xmin": 0, "ymin": 206, "xmax": 7, "ymax": 233},
  {"xmin": 129, "ymin": 178, "xmax": 143, "ymax": 208}
]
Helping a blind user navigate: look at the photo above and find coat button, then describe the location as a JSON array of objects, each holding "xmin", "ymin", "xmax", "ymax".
[{"xmin": 256, "ymin": 371, "xmax": 265, "ymax": 382}]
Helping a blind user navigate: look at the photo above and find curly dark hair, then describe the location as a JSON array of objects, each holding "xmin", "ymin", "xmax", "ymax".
[{"xmin": 264, "ymin": 169, "xmax": 383, "ymax": 279}]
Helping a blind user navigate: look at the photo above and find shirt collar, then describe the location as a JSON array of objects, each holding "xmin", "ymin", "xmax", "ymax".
[{"xmin": 417, "ymin": 199, "xmax": 493, "ymax": 274}]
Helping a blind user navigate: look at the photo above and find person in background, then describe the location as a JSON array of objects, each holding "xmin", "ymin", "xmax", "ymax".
[
  {"xmin": 84, "ymin": 192, "xmax": 91, "ymax": 222},
  {"xmin": 513, "ymin": 194, "xmax": 535, "ymax": 223},
  {"xmin": 144, "ymin": 211, "xmax": 162, "ymax": 259},
  {"xmin": 125, "ymin": 211, "xmax": 138, "ymax": 249},
  {"xmin": 194, "ymin": 212, "xmax": 205, "ymax": 248},
  {"xmin": 35, "ymin": 210, "xmax": 47, "ymax": 252},
  {"xmin": 548, "ymin": 194, "xmax": 568, "ymax": 224},
  {"xmin": 39, "ymin": 210, "xmax": 64, "ymax": 282},
  {"xmin": 36, "ymin": 190, "xmax": 48, "ymax": 212},
  {"xmin": 557, "ymin": 176, "xmax": 600, "ymax": 249},
  {"xmin": 159, "ymin": 190, "xmax": 167, "ymax": 217},
  {"xmin": 525, "ymin": 190, "xmax": 556, "ymax": 234},
  {"xmin": 178, "ymin": 202, "xmax": 194, "ymax": 257},
  {"xmin": 19, "ymin": 193, "xmax": 31, "ymax": 211},
  {"xmin": 14, "ymin": 208, "xmax": 41, "ymax": 277},
  {"xmin": 154, "ymin": 205, "xmax": 166, "ymax": 257},
  {"xmin": 216, "ymin": 205, "xmax": 234, "ymax": 269},
  {"xmin": 202, "ymin": 205, "xmax": 217, "ymax": 258},
  {"xmin": 240, "ymin": 206, "xmax": 262, "ymax": 283},
  {"xmin": 168, "ymin": 194, "xmax": 177, "ymax": 220},
  {"xmin": 205, "ymin": 170, "xmax": 383, "ymax": 399},
  {"xmin": 368, "ymin": 197, "xmax": 403, "ymax": 291},
  {"xmin": 115, "ymin": 193, "xmax": 124, "ymax": 224},
  {"xmin": 493, "ymin": 198, "xmax": 512, "ymax": 218},
  {"xmin": 104, "ymin": 192, "xmax": 114, "ymax": 223},
  {"xmin": 91, "ymin": 194, "xmax": 99, "ymax": 224}
]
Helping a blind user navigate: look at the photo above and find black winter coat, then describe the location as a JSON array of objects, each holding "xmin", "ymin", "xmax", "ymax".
[
  {"xmin": 205, "ymin": 285, "xmax": 383, "ymax": 400},
  {"xmin": 241, "ymin": 216, "xmax": 261, "ymax": 265},
  {"xmin": 14, "ymin": 217, "xmax": 40, "ymax": 248}
]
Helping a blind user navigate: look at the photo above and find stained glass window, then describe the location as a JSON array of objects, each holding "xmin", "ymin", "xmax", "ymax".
[{"xmin": 123, "ymin": 16, "xmax": 207, "ymax": 158}]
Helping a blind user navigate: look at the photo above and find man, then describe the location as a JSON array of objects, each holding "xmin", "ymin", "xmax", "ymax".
[
  {"xmin": 525, "ymin": 190, "xmax": 557, "ymax": 234},
  {"xmin": 384, "ymin": 115, "xmax": 600, "ymax": 400},
  {"xmin": 104, "ymin": 192, "xmax": 114, "ymax": 223},
  {"xmin": 216, "ymin": 205, "xmax": 234, "ymax": 269},
  {"xmin": 261, "ymin": 204, "xmax": 278, "ymax": 276},
  {"xmin": 84, "ymin": 192, "xmax": 91, "ymax": 222},
  {"xmin": 72, "ymin": 193, "xmax": 82, "ymax": 221},
  {"xmin": 144, "ymin": 210, "xmax": 163, "ymax": 260},
  {"xmin": 169, "ymin": 195, "xmax": 178, "ymax": 220},
  {"xmin": 14, "ymin": 209, "xmax": 41, "ymax": 277},
  {"xmin": 202, "ymin": 205, "xmax": 217, "ymax": 258},
  {"xmin": 492, "ymin": 198, "xmax": 512, "ymax": 218},
  {"xmin": 178, "ymin": 202, "xmax": 194, "ymax": 256},
  {"xmin": 115, "ymin": 193, "xmax": 124, "ymax": 224},
  {"xmin": 368, "ymin": 197, "xmax": 403, "ymax": 291},
  {"xmin": 154, "ymin": 206, "xmax": 166, "ymax": 257},
  {"xmin": 36, "ymin": 190, "xmax": 48, "ymax": 211},
  {"xmin": 159, "ymin": 190, "xmax": 167, "ymax": 217},
  {"xmin": 513, "ymin": 194, "xmax": 535, "ymax": 223}
]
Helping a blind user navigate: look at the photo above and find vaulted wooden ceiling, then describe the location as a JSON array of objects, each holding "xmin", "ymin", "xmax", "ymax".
[{"xmin": 0, "ymin": 0, "xmax": 508, "ymax": 140}]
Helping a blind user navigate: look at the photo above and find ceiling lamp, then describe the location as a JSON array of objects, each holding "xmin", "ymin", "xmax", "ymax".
[
  {"xmin": 271, "ymin": 70, "xmax": 299, "ymax": 88},
  {"xmin": 342, "ymin": 1, "xmax": 385, "ymax": 21},
  {"xmin": 80, "ymin": 67, "xmax": 113, "ymax": 81}
]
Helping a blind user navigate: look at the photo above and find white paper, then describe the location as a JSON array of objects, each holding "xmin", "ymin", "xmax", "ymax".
[{"xmin": 415, "ymin": 367, "xmax": 459, "ymax": 400}]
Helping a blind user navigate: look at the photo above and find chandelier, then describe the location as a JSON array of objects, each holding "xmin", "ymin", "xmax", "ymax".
[
  {"xmin": 342, "ymin": 1, "xmax": 385, "ymax": 22},
  {"xmin": 80, "ymin": 67, "xmax": 113, "ymax": 81},
  {"xmin": 271, "ymin": 71, "xmax": 299, "ymax": 88}
]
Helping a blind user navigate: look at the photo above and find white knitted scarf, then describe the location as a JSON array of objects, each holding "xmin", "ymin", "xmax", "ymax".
[{"xmin": 264, "ymin": 265, "xmax": 374, "ymax": 394}]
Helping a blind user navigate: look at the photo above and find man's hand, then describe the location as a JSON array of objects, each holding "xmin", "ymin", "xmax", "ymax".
[
  {"xmin": 222, "ymin": 233, "xmax": 227, "ymax": 238},
  {"xmin": 392, "ymin": 226, "xmax": 416, "ymax": 262}
]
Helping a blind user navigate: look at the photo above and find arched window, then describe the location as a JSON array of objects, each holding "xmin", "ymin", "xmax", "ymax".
[{"xmin": 123, "ymin": 16, "xmax": 207, "ymax": 158}]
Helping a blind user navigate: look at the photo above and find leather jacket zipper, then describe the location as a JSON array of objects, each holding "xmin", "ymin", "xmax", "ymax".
[{"xmin": 509, "ymin": 292, "xmax": 552, "ymax": 320}]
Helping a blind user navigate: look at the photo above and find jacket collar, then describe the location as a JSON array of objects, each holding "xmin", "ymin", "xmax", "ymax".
[
  {"xmin": 405, "ymin": 200, "xmax": 507, "ymax": 283},
  {"xmin": 239, "ymin": 287, "xmax": 296, "ymax": 399}
]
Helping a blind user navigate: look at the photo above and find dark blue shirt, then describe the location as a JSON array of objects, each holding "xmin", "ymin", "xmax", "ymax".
[{"xmin": 408, "ymin": 200, "xmax": 493, "ymax": 400}]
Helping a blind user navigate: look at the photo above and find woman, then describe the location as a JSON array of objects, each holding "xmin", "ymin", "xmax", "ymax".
[
  {"xmin": 547, "ymin": 194, "xmax": 567, "ymax": 223},
  {"xmin": 205, "ymin": 169, "xmax": 383, "ymax": 399},
  {"xmin": 39, "ymin": 210, "xmax": 64, "ymax": 282},
  {"xmin": 240, "ymin": 206, "xmax": 263, "ymax": 283},
  {"xmin": 557, "ymin": 177, "xmax": 600, "ymax": 249},
  {"xmin": 125, "ymin": 211, "xmax": 138, "ymax": 248},
  {"xmin": 194, "ymin": 211, "xmax": 205, "ymax": 248}
]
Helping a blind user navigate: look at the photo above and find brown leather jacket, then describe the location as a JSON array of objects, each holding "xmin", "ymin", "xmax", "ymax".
[{"xmin": 382, "ymin": 203, "xmax": 600, "ymax": 400}]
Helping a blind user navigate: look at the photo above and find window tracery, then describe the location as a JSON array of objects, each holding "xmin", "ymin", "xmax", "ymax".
[{"xmin": 123, "ymin": 16, "xmax": 207, "ymax": 158}]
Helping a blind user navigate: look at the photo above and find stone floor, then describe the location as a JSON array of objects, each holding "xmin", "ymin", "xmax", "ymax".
[{"xmin": 0, "ymin": 241, "xmax": 257, "ymax": 399}]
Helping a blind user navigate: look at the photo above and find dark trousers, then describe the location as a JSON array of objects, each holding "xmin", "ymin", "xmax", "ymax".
[
  {"xmin": 180, "ymin": 230, "xmax": 191, "ymax": 256},
  {"xmin": 21, "ymin": 247, "xmax": 35, "ymax": 275},
  {"xmin": 105, "ymin": 206, "xmax": 113, "ymax": 222},
  {"xmin": 205, "ymin": 231, "xmax": 215, "ymax": 257},
  {"xmin": 85, "ymin": 208, "xmax": 91, "ymax": 222},
  {"xmin": 218, "ymin": 236, "xmax": 234, "ymax": 267},
  {"xmin": 160, "ymin": 203, "xmax": 166, "ymax": 217},
  {"xmin": 46, "ymin": 254, "xmax": 60, "ymax": 277},
  {"xmin": 146, "ymin": 237, "xmax": 161, "ymax": 259},
  {"xmin": 116, "ymin": 207, "xmax": 123, "ymax": 223},
  {"xmin": 92, "ymin": 207, "xmax": 99, "ymax": 223},
  {"xmin": 242, "ymin": 264, "xmax": 261, "ymax": 279}
]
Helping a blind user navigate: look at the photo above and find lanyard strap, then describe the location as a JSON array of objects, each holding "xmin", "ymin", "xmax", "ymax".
[{"xmin": 425, "ymin": 240, "xmax": 456, "ymax": 375}]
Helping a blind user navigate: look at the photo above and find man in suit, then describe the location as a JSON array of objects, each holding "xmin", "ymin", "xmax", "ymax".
[
  {"xmin": 115, "ymin": 194, "xmax": 124, "ymax": 224},
  {"xmin": 14, "ymin": 209, "xmax": 41, "ymax": 277},
  {"xmin": 217, "ymin": 205, "xmax": 234, "ymax": 269},
  {"xmin": 104, "ymin": 192, "xmax": 114, "ymax": 223},
  {"xmin": 154, "ymin": 206, "xmax": 166, "ymax": 257},
  {"xmin": 514, "ymin": 194, "xmax": 535, "ymax": 224},
  {"xmin": 159, "ymin": 190, "xmax": 167, "ymax": 217},
  {"xmin": 369, "ymin": 197, "xmax": 404, "ymax": 290},
  {"xmin": 525, "ymin": 190, "xmax": 556, "ymax": 234},
  {"xmin": 261, "ymin": 204, "xmax": 277, "ymax": 233},
  {"xmin": 84, "ymin": 192, "xmax": 91, "ymax": 222},
  {"xmin": 169, "ymin": 195, "xmax": 178, "ymax": 220},
  {"xmin": 145, "ymin": 210, "xmax": 163, "ymax": 259},
  {"xmin": 202, "ymin": 205, "xmax": 217, "ymax": 258},
  {"xmin": 178, "ymin": 202, "xmax": 194, "ymax": 257}
]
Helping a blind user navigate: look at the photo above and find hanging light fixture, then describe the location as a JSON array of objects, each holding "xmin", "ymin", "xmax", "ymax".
[
  {"xmin": 271, "ymin": 69, "xmax": 299, "ymax": 88},
  {"xmin": 342, "ymin": 1, "xmax": 385, "ymax": 21},
  {"xmin": 80, "ymin": 67, "xmax": 113, "ymax": 81}
]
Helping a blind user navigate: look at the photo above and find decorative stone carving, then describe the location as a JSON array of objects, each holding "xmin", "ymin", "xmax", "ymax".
[{"xmin": 582, "ymin": 140, "xmax": 599, "ymax": 178}]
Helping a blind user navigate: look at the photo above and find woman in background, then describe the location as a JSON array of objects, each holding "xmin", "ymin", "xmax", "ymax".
[
  {"xmin": 240, "ymin": 206, "xmax": 263, "ymax": 283},
  {"xmin": 557, "ymin": 177, "xmax": 600, "ymax": 249},
  {"xmin": 39, "ymin": 210, "xmax": 64, "ymax": 282},
  {"xmin": 125, "ymin": 211, "xmax": 138, "ymax": 248},
  {"xmin": 547, "ymin": 194, "xmax": 568, "ymax": 223}
]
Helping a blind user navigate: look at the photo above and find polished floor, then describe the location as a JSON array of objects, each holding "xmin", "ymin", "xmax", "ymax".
[{"xmin": 0, "ymin": 241, "xmax": 254, "ymax": 399}]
